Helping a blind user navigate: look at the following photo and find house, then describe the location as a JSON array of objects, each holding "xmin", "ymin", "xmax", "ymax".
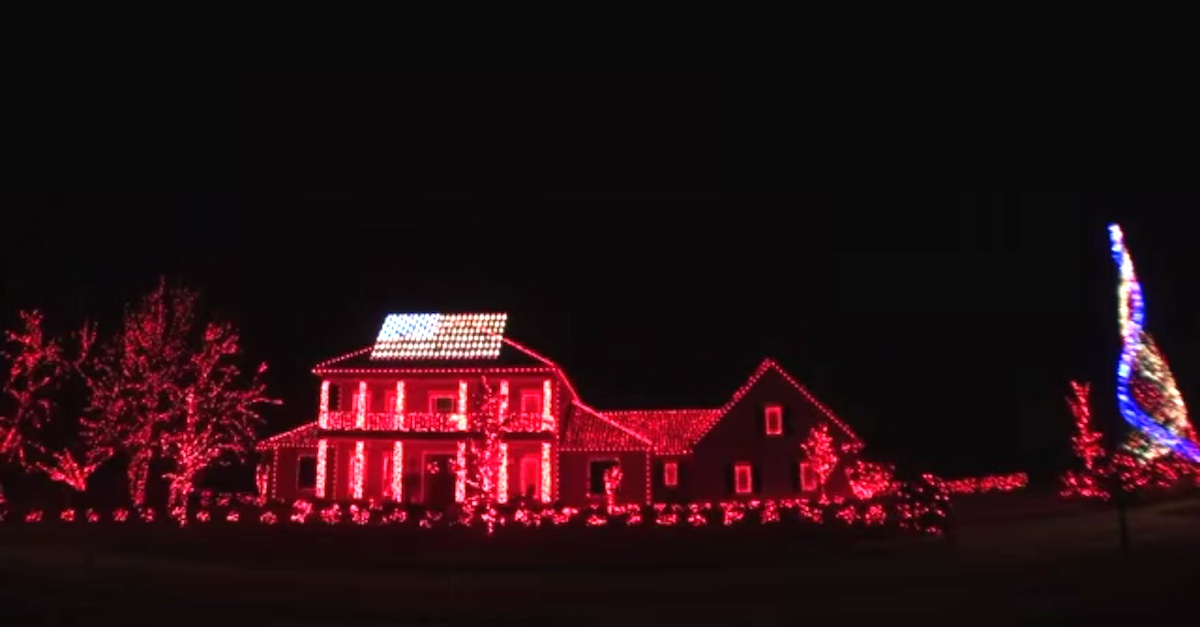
[{"xmin": 256, "ymin": 312, "xmax": 867, "ymax": 507}]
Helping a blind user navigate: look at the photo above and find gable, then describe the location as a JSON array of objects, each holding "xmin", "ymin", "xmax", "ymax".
[
  {"xmin": 257, "ymin": 421, "xmax": 320, "ymax": 451},
  {"xmin": 691, "ymin": 359, "xmax": 861, "ymax": 450}
]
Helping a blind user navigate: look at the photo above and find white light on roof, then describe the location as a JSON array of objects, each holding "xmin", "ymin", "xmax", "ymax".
[{"xmin": 370, "ymin": 313, "xmax": 508, "ymax": 360}]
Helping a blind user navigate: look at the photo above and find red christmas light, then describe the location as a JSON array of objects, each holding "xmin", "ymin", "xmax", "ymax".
[
  {"xmin": 82, "ymin": 279, "xmax": 277, "ymax": 516},
  {"xmin": 800, "ymin": 423, "xmax": 838, "ymax": 501},
  {"xmin": 930, "ymin": 472, "xmax": 1028, "ymax": 495}
]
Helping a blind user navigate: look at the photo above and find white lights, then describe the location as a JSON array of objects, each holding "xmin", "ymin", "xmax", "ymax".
[{"xmin": 370, "ymin": 313, "xmax": 508, "ymax": 360}]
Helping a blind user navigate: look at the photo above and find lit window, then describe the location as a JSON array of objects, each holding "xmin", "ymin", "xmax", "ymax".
[
  {"xmin": 800, "ymin": 462, "xmax": 818, "ymax": 492},
  {"xmin": 663, "ymin": 461, "xmax": 678, "ymax": 487},
  {"xmin": 520, "ymin": 392, "xmax": 542, "ymax": 414},
  {"xmin": 734, "ymin": 463, "xmax": 753, "ymax": 494},
  {"xmin": 430, "ymin": 393, "xmax": 456, "ymax": 413},
  {"xmin": 764, "ymin": 404, "xmax": 783, "ymax": 435}
]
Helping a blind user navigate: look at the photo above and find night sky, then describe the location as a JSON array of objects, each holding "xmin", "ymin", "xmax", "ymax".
[{"xmin": 4, "ymin": 192, "xmax": 1199, "ymax": 482}]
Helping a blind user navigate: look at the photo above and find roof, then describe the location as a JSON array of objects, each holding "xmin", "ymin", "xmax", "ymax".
[
  {"xmin": 601, "ymin": 409, "xmax": 720, "ymax": 455},
  {"xmin": 313, "ymin": 312, "xmax": 551, "ymax": 374},
  {"xmin": 371, "ymin": 313, "xmax": 507, "ymax": 360},
  {"xmin": 314, "ymin": 344, "xmax": 548, "ymax": 374},
  {"xmin": 256, "ymin": 421, "xmax": 320, "ymax": 451},
  {"xmin": 560, "ymin": 402, "xmax": 653, "ymax": 451},
  {"xmin": 577, "ymin": 358, "xmax": 861, "ymax": 454}
]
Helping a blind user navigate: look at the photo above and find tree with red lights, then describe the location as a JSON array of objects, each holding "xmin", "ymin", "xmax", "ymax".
[
  {"xmin": 83, "ymin": 279, "xmax": 195, "ymax": 507},
  {"xmin": 2, "ymin": 310, "xmax": 104, "ymax": 495},
  {"xmin": 1, "ymin": 311, "xmax": 69, "ymax": 467},
  {"xmin": 603, "ymin": 465, "xmax": 622, "ymax": 512},
  {"xmin": 83, "ymin": 278, "xmax": 276, "ymax": 515},
  {"xmin": 801, "ymin": 422, "xmax": 839, "ymax": 501},
  {"xmin": 1061, "ymin": 381, "xmax": 1110, "ymax": 499},
  {"xmin": 1067, "ymin": 382, "xmax": 1104, "ymax": 474},
  {"xmin": 453, "ymin": 377, "xmax": 515, "ymax": 532}
]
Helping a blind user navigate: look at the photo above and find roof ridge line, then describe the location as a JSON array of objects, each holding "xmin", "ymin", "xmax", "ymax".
[{"xmin": 572, "ymin": 400, "xmax": 653, "ymax": 445}]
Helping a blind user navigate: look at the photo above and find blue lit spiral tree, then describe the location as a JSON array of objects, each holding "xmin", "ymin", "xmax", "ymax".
[{"xmin": 1108, "ymin": 224, "xmax": 1200, "ymax": 463}]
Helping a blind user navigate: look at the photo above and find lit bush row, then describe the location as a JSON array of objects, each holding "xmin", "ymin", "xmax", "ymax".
[{"xmin": 2, "ymin": 494, "xmax": 950, "ymax": 535}]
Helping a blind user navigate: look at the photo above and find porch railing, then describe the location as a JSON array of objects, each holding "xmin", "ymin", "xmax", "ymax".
[{"xmin": 322, "ymin": 410, "xmax": 551, "ymax": 433}]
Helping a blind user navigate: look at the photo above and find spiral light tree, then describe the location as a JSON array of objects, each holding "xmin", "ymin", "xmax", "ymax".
[{"xmin": 1108, "ymin": 223, "xmax": 1200, "ymax": 464}]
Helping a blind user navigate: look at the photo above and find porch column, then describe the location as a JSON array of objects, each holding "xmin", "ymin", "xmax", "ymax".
[
  {"xmin": 540, "ymin": 442, "xmax": 553, "ymax": 503},
  {"xmin": 498, "ymin": 442, "xmax": 509, "ymax": 503},
  {"xmin": 455, "ymin": 441, "xmax": 467, "ymax": 502},
  {"xmin": 318, "ymin": 381, "xmax": 330, "ymax": 428},
  {"xmin": 394, "ymin": 381, "xmax": 406, "ymax": 430},
  {"xmin": 316, "ymin": 439, "xmax": 328, "ymax": 498},
  {"xmin": 541, "ymin": 380, "xmax": 554, "ymax": 431},
  {"xmin": 351, "ymin": 441, "xmax": 365, "ymax": 500},
  {"xmin": 391, "ymin": 441, "xmax": 404, "ymax": 502},
  {"xmin": 355, "ymin": 381, "xmax": 367, "ymax": 429}
]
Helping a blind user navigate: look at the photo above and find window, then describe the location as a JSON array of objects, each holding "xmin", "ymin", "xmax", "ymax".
[
  {"xmin": 663, "ymin": 461, "xmax": 678, "ymax": 487},
  {"xmin": 430, "ymin": 393, "xmax": 456, "ymax": 413},
  {"xmin": 327, "ymin": 384, "xmax": 342, "ymax": 410},
  {"xmin": 520, "ymin": 391, "xmax": 542, "ymax": 414},
  {"xmin": 383, "ymin": 391, "xmax": 397, "ymax": 413},
  {"xmin": 588, "ymin": 459, "xmax": 620, "ymax": 496},
  {"xmin": 519, "ymin": 455, "xmax": 541, "ymax": 499},
  {"xmin": 297, "ymin": 456, "xmax": 317, "ymax": 490},
  {"xmin": 764, "ymin": 404, "xmax": 783, "ymax": 435},
  {"xmin": 734, "ymin": 463, "xmax": 753, "ymax": 494},
  {"xmin": 800, "ymin": 461, "xmax": 818, "ymax": 492}
]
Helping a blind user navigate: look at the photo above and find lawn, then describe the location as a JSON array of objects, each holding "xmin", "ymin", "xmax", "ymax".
[{"xmin": 1, "ymin": 493, "xmax": 1197, "ymax": 625}]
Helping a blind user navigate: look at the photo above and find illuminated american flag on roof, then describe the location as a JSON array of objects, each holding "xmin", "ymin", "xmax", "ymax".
[{"xmin": 369, "ymin": 313, "xmax": 508, "ymax": 360}]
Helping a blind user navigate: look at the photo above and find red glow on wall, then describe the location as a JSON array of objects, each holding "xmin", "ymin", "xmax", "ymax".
[
  {"xmin": 734, "ymin": 463, "xmax": 752, "ymax": 494},
  {"xmin": 663, "ymin": 461, "xmax": 678, "ymax": 487},
  {"xmin": 764, "ymin": 405, "xmax": 782, "ymax": 435}
]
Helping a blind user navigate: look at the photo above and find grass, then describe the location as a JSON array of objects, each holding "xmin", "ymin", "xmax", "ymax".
[{"xmin": 1, "ymin": 492, "xmax": 1198, "ymax": 625}]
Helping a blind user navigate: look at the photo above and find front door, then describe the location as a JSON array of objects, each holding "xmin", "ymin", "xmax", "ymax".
[
  {"xmin": 424, "ymin": 454, "xmax": 457, "ymax": 509},
  {"xmin": 519, "ymin": 455, "xmax": 541, "ymax": 500}
]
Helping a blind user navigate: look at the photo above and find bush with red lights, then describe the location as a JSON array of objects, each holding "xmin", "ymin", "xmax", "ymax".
[
  {"xmin": 930, "ymin": 472, "xmax": 1029, "ymax": 496},
  {"xmin": 0, "ymin": 476, "xmax": 951, "ymax": 537},
  {"xmin": 1059, "ymin": 381, "xmax": 1199, "ymax": 501}
]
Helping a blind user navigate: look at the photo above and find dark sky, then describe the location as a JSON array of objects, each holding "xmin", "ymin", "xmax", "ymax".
[{"xmin": 4, "ymin": 192, "xmax": 1199, "ymax": 481}]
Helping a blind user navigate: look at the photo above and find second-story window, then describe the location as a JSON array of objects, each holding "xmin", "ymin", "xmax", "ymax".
[
  {"xmin": 327, "ymin": 384, "xmax": 342, "ymax": 410},
  {"xmin": 764, "ymin": 404, "xmax": 783, "ymax": 435},
  {"xmin": 520, "ymin": 391, "xmax": 542, "ymax": 414},
  {"xmin": 430, "ymin": 393, "xmax": 456, "ymax": 413}
]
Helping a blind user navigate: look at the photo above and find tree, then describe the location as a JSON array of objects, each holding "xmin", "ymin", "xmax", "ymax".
[
  {"xmin": 1, "ymin": 311, "xmax": 69, "ymax": 467},
  {"xmin": 84, "ymin": 278, "xmax": 276, "ymax": 515},
  {"xmin": 455, "ymin": 377, "xmax": 511, "ymax": 534},
  {"xmin": 160, "ymin": 320, "xmax": 275, "ymax": 520},
  {"xmin": 1061, "ymin": 381, "xmax": 1109, "ymax": 500},
  {"xmin": 1, "ymin": 311, "xmax": 102, "ymax": 496},
  {"xmin": 83, "ymin": 279, "xmax": 196, "ymax": 507},
  {"xmin": 801, "ymin": 422, "xmax": 839, "ymax": 501}
]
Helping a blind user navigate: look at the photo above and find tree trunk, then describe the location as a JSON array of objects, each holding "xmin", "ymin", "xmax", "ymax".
[{"xmin": 128, "ymin": 451, "xmax": 152, "ymax": 508}]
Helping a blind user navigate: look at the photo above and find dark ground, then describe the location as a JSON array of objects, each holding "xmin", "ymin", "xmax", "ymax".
[{"xmin": 1, "ymin": 493, "xmax": 1197, "ymax": 625}]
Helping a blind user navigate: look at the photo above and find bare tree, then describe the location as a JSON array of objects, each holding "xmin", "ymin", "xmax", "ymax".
[
  {"xmin": 801, "ymin": 422, "xmax": 839, "ymax": 502},
  {"xmin": 2, "ymin": 310, "xmax": 105, "ymax": 495},
  {"xmin": 83, "ymin": 279, "xmax": 196, "ymax": 507},
  {"xmin": 1, "ymin": 311, "xmax": 68, "ymax": 467},
  {"xmin": 161, "ymin": 319, "xmax": 276, "ymax": 520},
  {"xmin": 454, "ymin": 377, "xmax": 511, "ymax": 533},
  {"xmin": 84, "ymin": 278, "xmax": 276, "ymax": 515}
]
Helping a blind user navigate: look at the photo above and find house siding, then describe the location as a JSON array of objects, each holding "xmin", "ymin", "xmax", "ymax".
[
  {"xmin": 558, "ymin": 451, "xmax": 649, "ymax": 505},
  {"xmin": 690, "ymin": 368, "xmax": 857, "ymax": 501}
]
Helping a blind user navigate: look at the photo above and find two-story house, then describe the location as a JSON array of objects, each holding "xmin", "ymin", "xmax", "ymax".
[{"xmin": 257, "ymin": 312, "xmax": 866, "ymax": 507}]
